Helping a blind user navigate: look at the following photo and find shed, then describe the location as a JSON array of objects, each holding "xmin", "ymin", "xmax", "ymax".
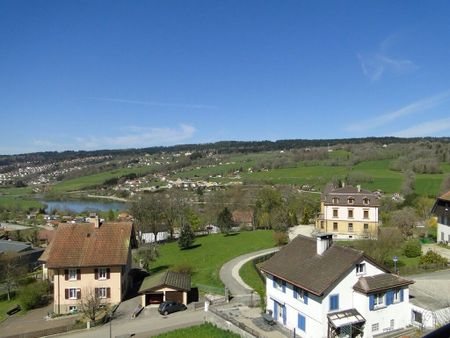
[{"xmin": 138, "ymin": 271, "xmax": 191, "ymax": 307}]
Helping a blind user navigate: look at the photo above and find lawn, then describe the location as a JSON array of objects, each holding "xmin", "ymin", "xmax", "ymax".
[
  {"xmin": 152, "ymin": 323, "xmax": 240, "ymax": 338},
  {"xmin": 51, "ymin": 166, "xmax": 155, "ymax": 192},
  {"xmin": 0, "ymin": 299, "xmax": 23, "ymax": 322},
  {"xmin": 150, "ymin": 230, "xmax": 276, "ymax": 293},
  {"xmin": 0, "ymin": 196, "xmax": 44, "ymax": 210},
  {"xmin": 239, "ymin": 260, "xmax": 265, "ymax": 307}
]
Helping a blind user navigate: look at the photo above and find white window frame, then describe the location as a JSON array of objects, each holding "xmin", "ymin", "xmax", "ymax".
[
  {"xmin": 372, "ymin": 323, "xmax": 379, "ymax": 332},
  {"xmin": 98, "ymin": 267, "xmax": 107, "ymax": 280},
  {"xmin": 332, "ymin": 209, "xmax": 338, "ymax": 218},
  {"xmin": 348, "ymin": 223, "xmax": 353, "ymax": 232},
  {"xmin": 98, "ymin": 287, "xmax": 107, "ymax": 299},
  {"xmin": 348, "ymin": 209, "xmax": 354, "ymax": 218},
  {"xmin": 393, "ymin": 290, "xmax": 400, "ymax": 303},
  {"xmin": 363, "ymin": 209, "xmax": 369, "ymax": 219},
  {"xmin": 69, "ymin": 288, "xmax": 78, "ymax": 300},
  {"xmin": 68, "ymin": 305, "xmax": 78, "ymax": 313},
  {"xmin": 294, "ymin": 286, "xmax": 306, "ymax": 303},
  {"xmin": 68, "ymin": 269, "xmax": 77, "ymax": 281},
  {"xmin": 374, "ymin": 293, "xmax": 385, "ymax": 309},
  {"xmin": 356, "ymin": 263, "xmax": 366, "ymax": 275}
]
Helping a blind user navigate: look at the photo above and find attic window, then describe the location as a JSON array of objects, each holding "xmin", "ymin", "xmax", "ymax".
[
  {"xmin": 332, "ymin": 197, "xmax": 340, "ymax": 204},
  {"xmin": 87, "ymin": 233, "xmax": 91, "ymax": 238},
  {"xmin": 363, "ymin": 198, "xmax": 370, "ymax": 205},
  {"xmin": 348, "ymin": 197, "xmax": 355, "ymax": 205}
]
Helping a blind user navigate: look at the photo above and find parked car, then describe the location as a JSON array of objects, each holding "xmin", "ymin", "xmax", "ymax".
[{"xmin": 158, "ymin": 301, "xmax": 187, "ymax": 315}]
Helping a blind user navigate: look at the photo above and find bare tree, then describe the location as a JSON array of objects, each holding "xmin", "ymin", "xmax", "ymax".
[
  {"xmin": 0, "ymin": 252, "xmax": 26, "ymax": 301},
  {"xmin": 78, "ymin": 288, "xmax": 104, "ymax": 323},
  {"xmin": 131, "ymin": 194, "xmax": 167, "ymax": 243}
]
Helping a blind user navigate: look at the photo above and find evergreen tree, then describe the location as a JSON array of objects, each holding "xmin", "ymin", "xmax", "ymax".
[
  {"xmin": 217, "ymin": 207, "xmax": 235, "ymax": 235},
  {"xmin": 178, "ymin": 224, "xmax": 195, "ymax": 249}
]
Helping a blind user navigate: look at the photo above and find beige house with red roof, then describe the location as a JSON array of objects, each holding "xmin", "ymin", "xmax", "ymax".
[{"xmin": 39, "ymin": 221, "xmax": 137, "ymax": 314}]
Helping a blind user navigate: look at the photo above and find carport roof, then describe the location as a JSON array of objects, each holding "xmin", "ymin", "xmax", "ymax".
[{"xmin": 139, "ymin": 271, "xmax": 191, "ymax": 293}]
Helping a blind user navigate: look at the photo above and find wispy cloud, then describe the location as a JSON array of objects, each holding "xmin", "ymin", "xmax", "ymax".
[
  {"xmin": 346, "ymin": 90, "xmax": 450, "ymax": 132},
  {"xmin": 358, "ymin": 35, "xmax": 417, "ymax": 81},
  {"xmin": 394, "ymin": 117, "xmax": 450, "ymax": 137},
  {"xmin": 74, "ymin": 124, "xmax": 196, "ymax": 149},
  {"xmin": 90, "ymin": 97, "xmax": 218, "ymax": 110}
]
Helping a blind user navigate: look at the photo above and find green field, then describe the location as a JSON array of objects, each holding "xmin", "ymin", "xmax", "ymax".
[
  {"xmin": 152, "ymin": 323, "xmax": 240, "ymax": 338},
  {"xmin": 239, "ymin": 260, "xmax": 265, "ymax": 307},
  {"xmin": 51, "ymin": 166, "xmax": 155, "ymax": 192},
  {"xmin": 0, "ymin": 196, "xmax": 43, "ymax": 210},
  {"xmin": 150, "ymin": 230, "xmax": 276, "ymax": 293}
]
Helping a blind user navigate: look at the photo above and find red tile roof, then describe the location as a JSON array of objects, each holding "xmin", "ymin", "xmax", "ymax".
[
  {"xmin": 40, "ymin": 222, "xmax": 134, "ymax": 268},
  {"xmin": 232, "ymin": 210, "xmax": 253, "ymax": 224}
]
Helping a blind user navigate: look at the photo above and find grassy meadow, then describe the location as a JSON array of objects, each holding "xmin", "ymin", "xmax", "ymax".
[
  {"xmin": 150, "ymin": 230, "xmax": 276, "ymax": 293},
  {"xmin": 152, "ymin": 323, "xmax": 240, "ymax": 338}
]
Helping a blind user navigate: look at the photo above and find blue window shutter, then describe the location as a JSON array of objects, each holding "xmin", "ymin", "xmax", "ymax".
[
  {"xmin": 298, "ymin": 314, "xmax": 306, "ymax": 331},
  {"xmin": 369, "ymin": 295, "xmax": 375, "ymax": 310},
  {"xmin": 400, "ymin": 288, "xmax": 404, "ymax": 302},
  {"xmin": 282, "ymin": 281, "xmax": 286, "ymax": 293},
  {"xmin": 330, "ymin": 295, "xmax": 339, "ymax": 311},
  {"xmin": 273, "ymin": 276, "xmax": 276, "ymax": 288},
  {"xmin": 304, "ymin": 291, "xmax": 308, "ymax": 305},
  {"xmin": 386, "ymin": 291, "xmax": 393, "ymax": 305},
  {"xmin": 274, "ymin": 301, "xmax": 278, "ymax": 319},
  {"xmin": 283, "ymin": 305, "xmax": 287, "ymax": 324},
  {"xmin": 336, "ymin": 295, "xmax": 339, "ymax": 310}
]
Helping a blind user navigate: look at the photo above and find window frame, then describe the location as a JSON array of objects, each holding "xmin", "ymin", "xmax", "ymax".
[
  {"xmin": 69, "ymin": 288, "xmax": 78, "ymax": 300},
  {"xmin": 98, "ymin": 287, "xmax": 107, "ymax": 299},
  {"xmin": 333, "ymin": 222, "xmax": 338, "ymax": 231},
  {"xmin": 332, "ymin": 209, "xmax": 338, "ymax": 218},
  {"xmin": 372, "ymin": 323, "xmax": 379, "ymax": 332},
  {"xmin": 348, "ymin": 223, "xmax": 353, "ymax": 232},
  {"xmin": 373, "ymin": 292, "xmax": 385, "ymax": 309},
  {"xmin": 363, "ymin": 209, "xmax": 369, "ymax": 219},
  {"xmin": 393, "ymin": 289, "xmax": 400, "ymax": 303},
  {"xmin": 98, "ymin": 267, "xmax": 107, "ymax": 280},
  {"xmin": 356, "ymin": 263, "xmax": 366, "ymax": 275},
  {"xmin": 347, "ymin": 197, "xmax": 355, "ymax": 205},
  {"xmin": 68, "ymin": 269, "xmax": 77, "ymax": 281},
  {"xmin": 294, "ymin": 286, "xmax": 306, "ymax": 303},
  {"xmin": 273, "ymin": 277, "xmax": 285, "ymax": 292},
  {"xmin": 347, "ymin": 209, "xmax": 354, "ymax": 219}
]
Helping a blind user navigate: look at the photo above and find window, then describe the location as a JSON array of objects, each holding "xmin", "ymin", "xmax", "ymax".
[
  {"xmin": 329, "ymin": 294, "xmax": 339, "ymax": 311},
  {"xmin": 68, "ymin": 269, "xmax": 77, "ymax": 281},
  {"xmin": 363, "ymin": 198, "xmax": 370, "ymax": 205},
  {"xmin": 363, "ymin": 210, "xmax": 369, "ymax": 219},
  {"xmin": 99, "ymin": 268, "xmax": 107, "ymax": 280},
  {"xmin": 356, "ymin": 263, "xmax": 366, "ymax": 274},
  {"xmin": 333, "ymin": 209, "xmax": 338, "ymax": 218},
  {"xmin": 273, "ymin": 277, "xmax": 285, "ymax": 292},
  {"xmin": 393, "ymin": 290, "xmax": 400, "ymax": 303},
  {"xmin": 348, "ymin": 223, "xmax": 353, "ymax": 232},
  {"xmin": 69, "ymin": 288, "xmax": 78, "ymax": 299},
  {"xmin": 333, "ymin": 222, "xmax": 338, "ymax": 231},
  {"xmin": 298, "ymin": 313, "xmax": 306, "ymax": 332},
  {"xmin": 68, "ymin": 306, "xmax": 78, "ymax": 314},
  {"xmin": 412, "ymin": 310, "xmax": 423, "ymax": 324},
  {"xmin": 364, "ymin": 223, "xmax": 369, "ymax": 230},
  {"xmin": 348, "ymin": 197, "xmax": 354, "ymax": 205},
  {"xmin": 390, "ymin": 319, "xmax": 394, "ymax": 329},
  {"xmin": 374, "ymin": 293, "xmax": 385, "ymax": 308},
  {"xmin": 320, "ymin": 221, "xmax": 324, "ymax": 229},
  {"xmin": 332, "ymin": 197, "xmax": 340, "ymax": 204},
  {"xmin": 348, "ymin": 209, "xmax": 354, "ymax": 218},
  {"xmin": 294, "ymin": 286, "xmax": 308, "ymax": 303},
  {"xmin": 97, "ymin": 287, "xmax": 107, "ymax": 299},
  {"xmin": 372, "ymin": 323, "xmax": 379, "ymax": 332}
]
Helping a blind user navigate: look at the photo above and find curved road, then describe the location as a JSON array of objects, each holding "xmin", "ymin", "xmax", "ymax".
[{"xmin": 219, "ymin": 247, "xmax": 279, "ymax": 302}]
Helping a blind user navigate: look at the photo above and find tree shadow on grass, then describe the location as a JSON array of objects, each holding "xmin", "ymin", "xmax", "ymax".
[
  {"xmin": 181, "ymin": 244, "xmax": 202, "ymax": 251},
  {"xmin": 149, "ymin": 265, "xmax": 171, "ymax": 274},
  {"xmin": 225, "ymin": 232, "xmax": 240, "ymax": 237}
]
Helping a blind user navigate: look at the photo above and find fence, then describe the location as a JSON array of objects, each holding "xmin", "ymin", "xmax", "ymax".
[{"xmin": 207, "ymin": 306, "xmax": 262, "ymax": 338}]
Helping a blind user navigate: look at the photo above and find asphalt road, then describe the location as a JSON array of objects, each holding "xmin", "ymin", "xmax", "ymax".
[{"xmin": 58, "ymin": 307, "xmax": 204, "ymax": 338}]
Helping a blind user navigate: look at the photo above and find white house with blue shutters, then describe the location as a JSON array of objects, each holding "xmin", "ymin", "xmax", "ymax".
[{"xmin": 261, "ymin": 234, "xmax": 414, "ymax": 337}]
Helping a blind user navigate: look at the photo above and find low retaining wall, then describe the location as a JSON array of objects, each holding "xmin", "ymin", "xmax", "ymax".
[{"xmin": 206, "ymin": 307, "xmax": 262, "ymax": 338}]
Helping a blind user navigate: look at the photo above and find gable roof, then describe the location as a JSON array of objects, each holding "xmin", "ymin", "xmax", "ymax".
[
  {"xmin": 40, "ymin": 222, "xmax": 134, "ymax": 268},
  {"xmin": 0, "ymin": 240, "xmax": 32, "ymax": 254},
  {"xmin": 439, "ymin": 191, "xmax": 450, "ymax": 201},
  {"xmin": 353, "ymin": 273, "xmax": 413, "ymax": 294},
  {"xmin": 431, "ymin": 191, "xmax": 450, "ymax": 215},
  {"xmin": 139, "ymin": 271, "xmax": 191, "ymax": 293},
  {"xmin": 260, "ymin": 235, "xmax": 388, "ymax": 296}
]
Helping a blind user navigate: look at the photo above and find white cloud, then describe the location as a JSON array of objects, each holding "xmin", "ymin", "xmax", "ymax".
[
  {"xmin": 357, "ymin": 35, "xmax": 417, "ymax": 81},
  {"xmin": 346, "ymin": 90, "xmax": 450, "ymax": 132},
  {"xmin": 394, "ymin": 118, "xmax": 450, "ymax": 137},
  {"xmin": 74, "ymin": 124, "xmax": 196, "ymax": 149},
  {"xmin": 91, "ymin": 97, "xmax": 218, "ymax": 110}
]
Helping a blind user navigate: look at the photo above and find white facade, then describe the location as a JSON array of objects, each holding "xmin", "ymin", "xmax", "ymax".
[
  {"xmin": 265, "ymin": 260, "xmax": 411, "ymax": 338},
  {"xmin": 437, "ymin": 222, "xmax": 450, "ymax": 244},
  {"xmin": 323, "ymin": 205, "xmax": 378, "ymax": 224}
]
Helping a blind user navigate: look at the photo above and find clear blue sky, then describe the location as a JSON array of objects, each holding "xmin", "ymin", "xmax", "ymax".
[{"xmin": 1, "ymin": 1, "xmax": 450, "ymax": 154}]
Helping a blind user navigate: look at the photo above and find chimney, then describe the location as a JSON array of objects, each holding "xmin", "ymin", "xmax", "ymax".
[
  {"xmin": 94, "ymin": 215, "xmax": 100, "ymax": 228},
  {"xmin": 316, "ymin": 234, "xmax": 333, "ymax": 255},
  {"xmin": 357, "ymin": 185, "xmax": 361, "ymax": 192}
]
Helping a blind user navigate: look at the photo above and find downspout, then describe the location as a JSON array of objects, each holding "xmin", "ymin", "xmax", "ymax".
[{"xmin": 58, "ymin": 269, "xmax": 60, "ymax": 315}]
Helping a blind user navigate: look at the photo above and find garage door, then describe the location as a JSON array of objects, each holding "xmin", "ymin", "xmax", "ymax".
[{"xmin": 166, "ymin": 291, "xmax": 183, "ymax": 304}]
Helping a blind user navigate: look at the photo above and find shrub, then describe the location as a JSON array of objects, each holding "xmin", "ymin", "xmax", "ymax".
[
  {"xmin": 171, "ymin": 262, "xmax": 195, "ymax": 275},
  {"xmin": 178, "ymin": 224, "xmax": 195, "ymax": 249},
  {"xmin": 19, "ymin": 281, "xmax": 49, "ymax": 310},
  {"xmin": 273, "ymin": 232, "xmax": 289, "ymax": 246},
  {"xmin": 403, "ymin": 240, "xmax": 422, "ymax": 258},
  {"xmin": 419, "ymin": 250, "xmax": 448, "ymax": 267}
]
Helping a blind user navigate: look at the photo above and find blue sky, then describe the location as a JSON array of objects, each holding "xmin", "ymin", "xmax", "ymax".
[{"xmin": 1, "ymin": 1, "xmax": 450, "ymax": 154}]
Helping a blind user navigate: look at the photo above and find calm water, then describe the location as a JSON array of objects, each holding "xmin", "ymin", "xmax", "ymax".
[{"xmin": 42, "ymin": 199, "xmax": 128, "ymax": 213}]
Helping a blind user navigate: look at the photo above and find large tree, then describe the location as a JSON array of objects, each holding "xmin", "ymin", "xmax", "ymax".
[
  {"xmin": 130, "ymin": 194, "xmax": 167, "ymax": 243},
  {"xmin": 0, "ymin": 252, "xmax": 26, "ymax": 301},
  {"xmin": 78, "ymin": 288, "xmax": 103, "ymax": 323}
]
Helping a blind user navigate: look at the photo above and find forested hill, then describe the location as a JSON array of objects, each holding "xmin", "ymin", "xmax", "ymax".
[{"xmin": 1, "ymin": 136, "xmax": 450, "ymax": 164}]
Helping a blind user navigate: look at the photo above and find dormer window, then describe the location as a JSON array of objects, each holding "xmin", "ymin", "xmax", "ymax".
[
  {"xmin": 332, "ymin": 197, "xmax": 340, "ymax": 204},
  {"xmin": 348, "ymin": 197, "xmax": 355, "ymax": 205},
  {"xmin": 363, "ymin": 198, "xmax": 370, "ymax": 205}
]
